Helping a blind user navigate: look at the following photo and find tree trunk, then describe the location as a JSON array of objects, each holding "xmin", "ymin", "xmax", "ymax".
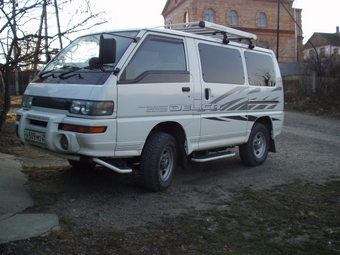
[
  {"xmin": 43, "ymin": 0, "xmax": 50, "ymax": 62},
  {"xmin": 0, "ymin": 67, "xmax": 12, "ymax": 132},
  {"xmin": 54, "ymin": 0, "xmax": 63, "ymax": 50},
  {"xmin": 12, "ymin": 0, "xmax": 19, "ymax": 96},
  {"xmin": 33, "ymin": 4, "xmax": 45, "ymax": 76}
]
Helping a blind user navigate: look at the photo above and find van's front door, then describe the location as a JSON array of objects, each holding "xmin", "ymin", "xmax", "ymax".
[
  {"xmin": 196, "ymin": 42, "xmax": 249, "ymax": 150},
  {"xmin": 116, "ymin": 34, "xmax": 194, "ymax": 155}
]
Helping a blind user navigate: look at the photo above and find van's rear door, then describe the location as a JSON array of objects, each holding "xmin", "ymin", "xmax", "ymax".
[{"xmin": 196, "ymin": 42, "xmax": 249, "ymax": 149}]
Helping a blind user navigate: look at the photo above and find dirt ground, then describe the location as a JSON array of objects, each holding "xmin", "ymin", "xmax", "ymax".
[
  {"xmin": 1, "ymin": 110, "xmax": 340, "ymax": 254},
  {"xmin": 0, "ymin": 113, "xmax": 68, "ymax": 168}
]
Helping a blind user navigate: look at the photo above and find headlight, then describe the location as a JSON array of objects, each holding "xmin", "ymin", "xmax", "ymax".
[
  {"xmin": 22, "ymin": 95, "xmax": 33, "ymax": 108},
  {"xmin": 70, "ymin": 100, "xmax": 114, "ymax": 116}
]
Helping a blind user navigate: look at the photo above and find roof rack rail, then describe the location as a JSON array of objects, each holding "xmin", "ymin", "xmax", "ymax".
[{"xmin": 163, "ymin": 20, "xmax": 257, "ymax": 49}]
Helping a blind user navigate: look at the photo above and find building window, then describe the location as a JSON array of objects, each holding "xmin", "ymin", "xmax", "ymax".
[
  {"xmin": 228, "ymin": 10, "xmax": 238, "ymax": 26},
  {"xmin": 320, "ymin": 47, "xmax": 325, "ymax": 58},
  {"xmin": 309, "ymin": 49, "xmax": 315, "ymax": 59},
  {"xmin": 259, "ymin": 41, "xmax": 269, "ymax": 49},
  {"xmin": 205, "ymin": 8, "xmax": 215, "ymax": 23},
  {"xmin": 184, "ymin": 11, "xmax": 189, "ymax": 23},
  {"xmin": 334, "ymin": 48, "xmax": 339, "ymax": 55},
  {"xmin": 258, "ymin": 12, "xmax": 267, "ymax": 27}
]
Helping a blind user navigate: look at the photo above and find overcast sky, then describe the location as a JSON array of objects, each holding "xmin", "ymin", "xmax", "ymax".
[{"xmin": 94, "ymin": 0, "xmax": 339, "ymax": 44}]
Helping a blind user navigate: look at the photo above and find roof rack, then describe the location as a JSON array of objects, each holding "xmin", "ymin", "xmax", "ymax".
[{"xmin": 163, "ymin": 20, "xmax": 257, "ymax": 49}]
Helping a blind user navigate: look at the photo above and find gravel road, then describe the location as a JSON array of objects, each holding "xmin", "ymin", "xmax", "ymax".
[{"xmin": 20, "ymin": 111, "xmax": 340, "ymax": 232}]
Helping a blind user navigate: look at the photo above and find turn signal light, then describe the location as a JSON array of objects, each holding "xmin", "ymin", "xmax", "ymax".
[{"xmin": 60, "ymin": 124, "xmax": 107, "ymax": 134}]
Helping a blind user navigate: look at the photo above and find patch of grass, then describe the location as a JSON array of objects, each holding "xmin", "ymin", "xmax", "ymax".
[
  {"xmin": 22, "ymin": 189, "xmax": 59, "ymax": 213},
  {"xmin": 5, "ymin": 181, "xmax": 340, "ymax": 254},
  {"xmin": 139, "ymin": 181, "xmax": 340, "ymax": 254}
]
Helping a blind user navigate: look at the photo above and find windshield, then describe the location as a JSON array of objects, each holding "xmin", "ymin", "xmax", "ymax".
[{"xmin": 43, "ymin": 31, "xmax": 139, "ymax": 73}]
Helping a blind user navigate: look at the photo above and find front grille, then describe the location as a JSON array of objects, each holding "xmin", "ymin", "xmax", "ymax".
[
  {"xmin": 30, "ymin": 119, "xmax": 48, "ymax": 127},
  {"xmin": 33, "ymin": 96, "xmax": 71, "ymax": 110}
]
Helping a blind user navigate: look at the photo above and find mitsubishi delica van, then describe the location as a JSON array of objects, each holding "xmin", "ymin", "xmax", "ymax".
[{"xmin": 15, "ymin": 21, "xmax": 284, "ymax": 192}]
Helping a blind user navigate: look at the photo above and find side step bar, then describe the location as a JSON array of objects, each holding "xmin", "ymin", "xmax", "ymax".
[
  {"xmin": 25, "ymin": 144, "xmax": 133, "ymax": 174},
  {"xmin": 93, "ymin": 158, "xmax": 132, "ymax": 173},
  {"xmin": 191, "ymin": 151, "xmax": 236, "ymax": 163}
]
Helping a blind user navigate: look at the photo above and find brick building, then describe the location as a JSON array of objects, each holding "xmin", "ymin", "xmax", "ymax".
[{"xmin": 161, "ymin": 0, "xmax": 303, "ymax": 63}]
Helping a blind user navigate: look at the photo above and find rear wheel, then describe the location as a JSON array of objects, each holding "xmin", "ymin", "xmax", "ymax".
[
  {"xmin": 67, "ymin": 159, "xmax": 96, "ymax": 170},
  {"xmin": 239, "ymin": 123, "xmax": 269, "ymax": 166},
  {"xmin": 140, "ymin": 133, "xmax": 177, "ymax": 192}
]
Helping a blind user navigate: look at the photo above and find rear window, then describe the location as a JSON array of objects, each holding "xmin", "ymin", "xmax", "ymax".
[{"xmin": 245, "ymin": 51, "xmax": 276, "ymax": 86}]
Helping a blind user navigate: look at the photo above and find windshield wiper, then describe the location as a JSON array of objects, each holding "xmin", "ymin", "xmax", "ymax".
[
  {"xmin": 60, "ymin": 73, "xmax": 84, "ymax": 80},
  {"xmin": 38, "ymin": 70, "xmax": 57, "ymax": 79},
  {"xmin": 59, "ymin": 66, "xmax": 82, "ymax": 80}
]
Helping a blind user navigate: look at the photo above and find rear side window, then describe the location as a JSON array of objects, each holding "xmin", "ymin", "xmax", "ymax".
[
  {"xmin": 245, "ymin": 51, "xmax": 276, "ymax": 86},
  {"xmin": 198, "ymin": 43, "xmax": 244, "ymax": 84},
  {"xmin": 120, "ymin": 35, "xmax": 187, "ymax": 82}
]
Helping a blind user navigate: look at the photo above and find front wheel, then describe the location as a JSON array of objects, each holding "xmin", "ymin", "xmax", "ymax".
[
  {"xmin": 140, "ymin": 133, "xmax": 177, "ymax": 192},
  {"xmin": 239, "ymin": 123, "xmax": 270, "ymax": 166}
]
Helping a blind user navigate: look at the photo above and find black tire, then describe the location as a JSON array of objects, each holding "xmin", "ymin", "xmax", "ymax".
[
  {"xmin": 140, "ymin": 133, "xmax": 177, "ymax": 192},
  {"xmin": 239, "ymin": 123, "xmax": 270, "ymax": 166},
  {"xmin": 67, "ymin": 159, "xmax": 96, "ymax": 170}
]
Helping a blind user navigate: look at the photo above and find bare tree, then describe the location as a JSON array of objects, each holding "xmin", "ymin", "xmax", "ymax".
[
  {"xmin": 0, "ymin": 0, "xmax": 108, "ymax": 131},
  {"xmin": 305, "ymin": 54, "xmax": 340, "ymax": 78}
]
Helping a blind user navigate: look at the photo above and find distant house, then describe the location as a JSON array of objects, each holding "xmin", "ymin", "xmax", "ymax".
[
  {"xmin": 161, "ymin": 0, "xmax": 304, "ymax": 63},
  {"xmin": 304, "ymin": 27, "xmax": 340, "ymax": 60}
]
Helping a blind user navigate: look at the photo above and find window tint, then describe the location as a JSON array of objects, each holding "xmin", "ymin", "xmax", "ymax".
[
  {"xmin": 198, "ymin": 43, "xmax": 244, "ymax": 84},
  {"xmin": 121, "ymin": 35, "xmax": 186, "ymax": 81},
  {"xmin": 245, "ymin": 51, "xmax": 276, "ymax": 86}
]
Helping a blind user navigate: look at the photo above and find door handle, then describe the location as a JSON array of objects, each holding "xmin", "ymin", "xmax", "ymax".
[
  {"xmin": 182, "ymin": 87, "xmax": 190, "ymax": 92},
  {"xmin": 205, "ymin": 88, "xmax": 211, "ymax": 100}
]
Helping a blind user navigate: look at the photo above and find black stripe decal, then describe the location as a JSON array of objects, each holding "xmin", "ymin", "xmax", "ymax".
[
  {"xmin": 204, "ymin": 115, "xmax": 248, "ymax": 122},
  {"xmin": 205, "ymin": 117, "xmax": 229, "ymax": 122},
  {"xmin": 249, "ymin": 100, "xmax": 279, "ymax": 104}
]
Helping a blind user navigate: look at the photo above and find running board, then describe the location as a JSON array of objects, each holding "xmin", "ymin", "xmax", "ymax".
[
  {"xmin": 93, "ymin": 158, "xmax": 132, "ymax": 173},
  {"xmin": 191, "ymin": 151, "xmax": 236, "ymax": 163}
]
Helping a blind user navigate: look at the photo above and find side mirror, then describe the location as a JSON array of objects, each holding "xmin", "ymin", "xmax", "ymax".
[
  {"xmin": 99, "ymin": 37, "xmax": 116, "ymax": 64},
  {"xmin": 89, "ymin": 37, "xmax": 116, "ymax": 69}
]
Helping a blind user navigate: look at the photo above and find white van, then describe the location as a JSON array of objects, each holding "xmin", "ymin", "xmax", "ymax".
[{"xmin": 15, "ymin": 21, "xmax": 284, "ymax": 191}]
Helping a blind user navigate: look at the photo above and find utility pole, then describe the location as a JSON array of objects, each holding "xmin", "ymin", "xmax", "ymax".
[
  {"xmin": 12, "ymin": 0, "xmax": 19, "ymax": 95},
  {"xmin": 276, "ymin": 0, "xmax": 280, "ymax": 61}
]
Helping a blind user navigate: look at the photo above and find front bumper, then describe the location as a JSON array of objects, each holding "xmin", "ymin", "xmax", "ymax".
[{"xmin": 15, "ymin": 109, "xmax": 117, "ymax": 157}]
